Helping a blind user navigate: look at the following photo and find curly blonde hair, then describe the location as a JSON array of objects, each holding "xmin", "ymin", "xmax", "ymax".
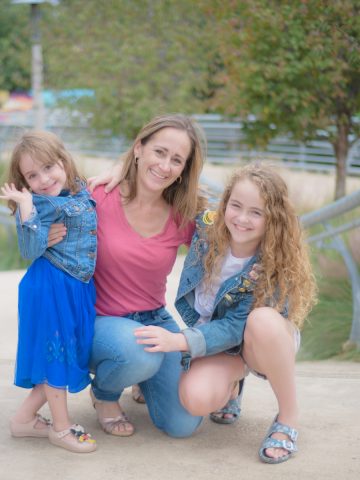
[
  {"xmin": 7, "ymin": 130, "xmax": 84, "ymax": 214},
  {"xmin": 203, "ymin": 163, "xmax": 317, "ymax": 328}
]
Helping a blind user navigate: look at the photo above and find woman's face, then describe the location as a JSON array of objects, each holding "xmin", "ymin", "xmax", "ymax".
[{"xmin": 134, "ymin": 127, "xmax": 191, "ymax": 194}]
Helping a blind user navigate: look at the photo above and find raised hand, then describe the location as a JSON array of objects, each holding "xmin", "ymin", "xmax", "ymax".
[{"xmin": 0, "ymin": 183, "xmax": 32, "ymax": 205}]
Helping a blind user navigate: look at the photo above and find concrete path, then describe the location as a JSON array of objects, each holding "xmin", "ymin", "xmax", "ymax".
[{"xmin": 0, "ymin": 262, "xmax": 359, "ymax": 480}]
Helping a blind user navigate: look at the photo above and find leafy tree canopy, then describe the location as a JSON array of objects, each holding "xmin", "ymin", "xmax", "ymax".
[
  {"xmin": 204, "ymin": 0, "xmax": 360, "ymax": 197},
  {"xmin": 0, "ymin": 0, "xmax": 31, "ymax": 92},
  {"xmin": 42, "ymin": 0, "xmax": 212, "ymax": 138}
]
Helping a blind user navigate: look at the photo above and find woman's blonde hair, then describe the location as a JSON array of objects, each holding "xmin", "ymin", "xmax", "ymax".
[
  {"xmin": 203, "ymin": 163, "xmax": 317, "ymax": 328},
  {"xmin": 7, "ymin": 130, "xmax": 84, "ymax": 214},
  {"xmin": 119, "ymin": 114, "xmax": 206, "ymax": 224}
]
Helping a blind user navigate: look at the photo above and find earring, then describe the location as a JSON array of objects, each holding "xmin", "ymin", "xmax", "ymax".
[
  {"xmin": 135, "ymin": 157, "xmax": 139, "ymax": 165},
  {"xmin": 176, "ymin": 175, "xmax": 182, "ymax": 184}
]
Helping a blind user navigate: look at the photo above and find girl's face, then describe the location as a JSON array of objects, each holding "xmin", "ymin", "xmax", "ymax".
[
  {"xmin": 20, "ymin": 153, "xmax": 67, "ymax": 196},
  {"xmin": 224, "ymin": 178, "xmax": 266, "ymax": 257},
  {"xmin": 134, "ymin": 127, "xmax": 190, "ymax": 194}
]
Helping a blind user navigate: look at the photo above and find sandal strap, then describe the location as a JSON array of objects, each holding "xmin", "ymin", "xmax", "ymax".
[
  {"xmin": 54, "ymin": 424, "xmax": 95, "ymax": 444},
  {"xmin": 101, "ymin": 415, "xmax": 130, "ymax": 434},
  {"xmin": 261, "ymin": 436, "xmax": 298, "ymax": 453},
  {"xmin": 268, "ymin": 418, "xmax": 298, "ymax": 442},
  {"xmin": 216, "ymin": 397, "xmax": 241, "ymax": 417},
  {"xmin": 35, "ymin": 413, "xmax": 52, "ymax": 426}
]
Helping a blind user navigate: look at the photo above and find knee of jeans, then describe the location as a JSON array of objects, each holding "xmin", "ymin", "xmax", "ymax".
[{"xmin": 162, "ymin": 414, "xmax": 202, "ymax": 438}]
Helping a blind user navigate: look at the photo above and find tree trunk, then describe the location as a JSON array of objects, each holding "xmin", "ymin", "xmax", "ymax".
[{"xmin": 333, "ymin": 123, "xmax": 350, "ymax": 200}]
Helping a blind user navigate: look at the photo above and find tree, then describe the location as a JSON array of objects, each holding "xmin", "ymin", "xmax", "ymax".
[
  {"xmin": 0, "ymin": 0, "xmax": 31, "ymax": 92},
  {"xmin": 205, "ymin": 0, "xmax": 360, "ymax": 199},
  {"xmin": 41, "ymin": 0, "xmax": 212, "ymax": 138}
]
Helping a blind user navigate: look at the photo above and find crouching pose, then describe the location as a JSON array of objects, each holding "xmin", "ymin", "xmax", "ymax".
[{"xmin": 135, "ymin": 163, "xmax": 317, "ymax": 464}]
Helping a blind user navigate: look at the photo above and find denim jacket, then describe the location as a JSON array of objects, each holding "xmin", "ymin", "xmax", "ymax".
[
  {"xmin": 175, "ymin": 211, "xmax": 259, "ymax": 370},
  {"xmin": 16, "ymin": 187, "xmax": 97, "ymax": 283}
]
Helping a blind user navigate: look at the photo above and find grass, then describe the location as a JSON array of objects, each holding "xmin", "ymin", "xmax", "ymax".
[{"xmin": 298, "ymin": 250, "xmax": 360, "ymax": 362}]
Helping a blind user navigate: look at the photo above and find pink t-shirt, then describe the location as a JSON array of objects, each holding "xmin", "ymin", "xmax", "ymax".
[{"xmin": 92, "ymin": 185, "xmax": 195, "ymax": 316}]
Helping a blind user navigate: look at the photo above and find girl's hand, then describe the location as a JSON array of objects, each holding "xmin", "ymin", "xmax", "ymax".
[
  {"xmin": 87, "ymin": 163, "xmax": 122, "ymax": 193},
  {"xmin": 0, "ymin": 183, "xmax": 32, "ymax": 204},
  {"xmin": 134, "ymin": 326, "xmax": 188, "ymax": 353},
  {"xmin": 48, "ymin": 223, "xmax": 67, "ymax": 247}
]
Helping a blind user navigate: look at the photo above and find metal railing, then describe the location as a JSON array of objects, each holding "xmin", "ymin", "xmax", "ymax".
[
  {"xmin": 1, "ymin": 113, "xmax": 360, "ymax": 174},
  {"xmin": 301, "ymin": 189, "xmax": 360, "ymax": 348}
]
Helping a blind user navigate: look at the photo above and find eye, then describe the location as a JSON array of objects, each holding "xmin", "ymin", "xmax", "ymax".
[
  {"xmin": 172, "ymin": 157, "xmax": 183, "ymax": 166},
  {"xmin": 28, "ymin": 173, "xmax": 36, "ymax": 180},
  {"xmin": 44, "ymin": 164, "xmax": 53, "ymax": 171},
  {"xmin": 155, "ymin": 149, "xmax": 165, "ymax": 157}
]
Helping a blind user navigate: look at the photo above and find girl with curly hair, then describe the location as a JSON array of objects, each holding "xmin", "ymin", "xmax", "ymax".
[{"xmin": 135, "ymin": 163, "xmax": 317, "ymax": 464}]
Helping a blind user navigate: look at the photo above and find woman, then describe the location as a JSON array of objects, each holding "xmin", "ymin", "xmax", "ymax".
[{"xmin": 50, "ymin": 114, "xmax": 206, "ymax": 438}]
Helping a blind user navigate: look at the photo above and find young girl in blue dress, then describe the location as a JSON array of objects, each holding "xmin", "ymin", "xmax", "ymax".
[
  {"xmin": 134, "ymin": 163, "xmax": 317, "ymax": 464},
  {"xmin": 0, "ymin": 131, "xmax": 97, "ymax": 453}
]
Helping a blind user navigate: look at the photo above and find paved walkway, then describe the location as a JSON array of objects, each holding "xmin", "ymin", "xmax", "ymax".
[{"xmin": 0, "ymin": 263, "xmax": 359, "ymax": 480}]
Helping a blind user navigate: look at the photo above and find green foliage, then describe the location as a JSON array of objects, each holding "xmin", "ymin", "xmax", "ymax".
[
  {"xmin": 42, "ymin": 0, "xmax": 212, "ymax": 138},
  {"xmin": 0, "ymin": 0, "xmax": 31, "ymax": 91},
  {"xmin": 205, "ymin": 0, "xmax": 360, "ymax": 198}
]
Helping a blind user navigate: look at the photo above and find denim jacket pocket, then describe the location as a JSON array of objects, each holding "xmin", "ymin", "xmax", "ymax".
[{"xmin": 63, "ymin": 201, "xmax": 88, "ymax": 217}]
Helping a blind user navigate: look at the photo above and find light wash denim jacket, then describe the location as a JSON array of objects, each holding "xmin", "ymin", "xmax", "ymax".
[
  {"xmin": 175, "ymin": 211, "xmax": 259, "ymax": 370},
  {"xmin": 16, "ymin": 187, "xmax": 97, "ymax": 283}
]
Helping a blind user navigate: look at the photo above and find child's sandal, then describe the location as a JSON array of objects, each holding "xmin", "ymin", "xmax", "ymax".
[
  {"xmin": 49, "ymin": 424, "xmax": 97, "ymax": 453},
  {"xmin": 258, "ymin": 416, "xmax": 298, "ymax": 464},
  {"xmin": 9, "ymin": 413, "xmax": 52, "ymax": 438}
]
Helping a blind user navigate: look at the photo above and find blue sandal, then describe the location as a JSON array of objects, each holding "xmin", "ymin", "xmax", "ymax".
[
  {"xmin": 259, "ymin": 416, "xmax": 298, "ymax": 464},
  {"xmin": 209, "ymin": 379, "xmax": 244, "ymax": 425}
]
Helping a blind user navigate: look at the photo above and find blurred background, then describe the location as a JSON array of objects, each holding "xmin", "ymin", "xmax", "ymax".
[{"xmin": 0, "ymin": 0, "xmax": 360, "ymax": 361}]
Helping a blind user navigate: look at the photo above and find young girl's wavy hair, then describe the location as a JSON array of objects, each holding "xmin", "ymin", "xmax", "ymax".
[
  {"xmin": 203, "ymin": 163, "xmax": 317, "ymax": 328},
  {"xmin": 7, "ymin": 130, "xmax": 84, "ymax": 214}
]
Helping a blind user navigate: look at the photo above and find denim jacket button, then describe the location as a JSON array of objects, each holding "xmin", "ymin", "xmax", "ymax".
[{"xmin": 90, "ymin": 230, "xmax": 97, "ymax": 235}]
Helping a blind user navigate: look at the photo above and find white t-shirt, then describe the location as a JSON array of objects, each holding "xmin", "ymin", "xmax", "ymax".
[{"xmin": 194, "ymin": 249, "xmax": 251, "ymax": 325}]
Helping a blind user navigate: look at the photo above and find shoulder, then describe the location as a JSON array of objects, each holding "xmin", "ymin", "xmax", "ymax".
[{"xmin": 91, "ymin": 185, "xmax": 119, "ymax": 206}]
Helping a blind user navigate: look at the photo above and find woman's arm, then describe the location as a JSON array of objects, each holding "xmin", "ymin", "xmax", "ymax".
[{"xmin": 87, "ymin": 163, "xmax": 122, "ymax": 193}]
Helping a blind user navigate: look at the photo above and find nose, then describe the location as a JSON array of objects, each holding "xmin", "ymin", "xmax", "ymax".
[
  {"xmin": 237, "ymin": 210, "xmax": 250, "ymax": 223},
  {"xmin": 39, "ymin": 171, "xmax": 50, "ymax": 184},
  {"xmin": 158, "ymin": 156, "xmax": 171, "ymax": 173}
]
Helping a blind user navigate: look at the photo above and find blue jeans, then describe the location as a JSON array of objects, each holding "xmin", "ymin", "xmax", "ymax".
[{"xmin": 89, "ymin": 307, "xmax": 202, "ymax": 438}]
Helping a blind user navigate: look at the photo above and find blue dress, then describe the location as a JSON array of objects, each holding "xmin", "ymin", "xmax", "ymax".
[{"xmin": 14, "ymin": 188, "xmax": 97, "ymax": 393}]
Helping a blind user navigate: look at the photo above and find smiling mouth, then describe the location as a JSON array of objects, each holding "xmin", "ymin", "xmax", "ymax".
[
  {"xmin": 42, "ymin": 182, "xmax": 57, "ymax": 192},
  {"xmin": 150, "ymin": 169, "xmax": 167, "ymax": 180}
]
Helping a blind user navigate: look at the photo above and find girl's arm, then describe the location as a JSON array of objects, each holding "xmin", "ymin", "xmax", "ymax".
[
  {"xmin": 134, "ymin": 326, "xmax": 189, "ymax": 353},
  {"xmin": 16, "ymin": 196, "xmax": 58, "ymax": 260},
  {"xmin": 134, "ymin": 300, "xmax": 249, "ymax": 357}
]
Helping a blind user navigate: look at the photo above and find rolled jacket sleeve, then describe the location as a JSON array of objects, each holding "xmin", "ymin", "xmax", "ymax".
[
  {"xmin": 16, "ymin": 203, "xmax": 56, "ymax": 260},
  {"xmin": 182, "ymin": 327, "xmax": 206, "ymax": 358}
]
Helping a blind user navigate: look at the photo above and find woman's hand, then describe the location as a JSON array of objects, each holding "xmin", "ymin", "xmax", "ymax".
[
  {"xmin": 87, "ymin": 163, "xmax": 123, "ymax": 193},
  {"xmin": 48, "ymin": 223, "xmax": 67, "ymax": 247},
  {"xmin": 134, "ymin": 325, "xmax": 188, "ymax": 353}
]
